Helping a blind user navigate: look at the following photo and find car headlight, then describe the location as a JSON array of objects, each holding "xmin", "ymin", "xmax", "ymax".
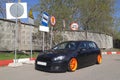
[{"xmin": 53, "ymin": 56, "xmax": 65, "ymax": 61}]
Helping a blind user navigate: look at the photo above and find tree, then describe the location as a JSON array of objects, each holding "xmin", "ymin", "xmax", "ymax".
[
  {"xmin": 33, "ymin": 0, "xmax": 114, "ymax": 34},
  {"xmin": 32, "ymin": 0, "xmax": 116, "ymax": 48},
  {"xmin": 33, "ymin": 0, "xmax": 76, "ymax": 30},
  {"xmin": 77, "ymin": 0, "xmax": 115, "ymax": 34}
]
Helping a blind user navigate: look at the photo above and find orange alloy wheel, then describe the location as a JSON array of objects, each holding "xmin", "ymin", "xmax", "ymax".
[
  {"xmin": 69, "ymin": 58, "xmax": 78, "ymax": 72},
  {"xmin": 97, "ymin": 54, "xmax": 102, "ymax": 64}
]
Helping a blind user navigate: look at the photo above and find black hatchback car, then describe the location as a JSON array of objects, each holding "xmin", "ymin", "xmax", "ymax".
[{"xmin": 35, "ymin": 41, "xmax": 102, "ymax": 72}]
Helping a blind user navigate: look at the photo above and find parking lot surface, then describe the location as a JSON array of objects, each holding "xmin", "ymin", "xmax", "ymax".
[{"xmin": 0, "ymin": 55, "xmax": 120, "ymax": 80}]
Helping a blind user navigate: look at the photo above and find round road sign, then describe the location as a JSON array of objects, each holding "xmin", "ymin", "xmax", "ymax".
[
  {"xmin": 50, "ymin": 16, "xmax": 56, "ymax": 26},
  {"xmin": 70, "ymin": 22, "xmax": 79, "ymax": 31},
  {"xmin": 10, "ymin": 3, "xmax": 24, "ymax": 17}
]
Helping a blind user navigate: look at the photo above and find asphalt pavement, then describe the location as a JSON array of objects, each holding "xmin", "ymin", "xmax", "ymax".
[{"xmin": 0, "ymin": 55, "xmax": 120, "ymax": 80}]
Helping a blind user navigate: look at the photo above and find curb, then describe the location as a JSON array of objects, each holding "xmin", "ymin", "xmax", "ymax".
[
  {"xmin": 102, "ymin": 52, "xmax": 120, "ymax": 55},
  {"xmin": 0, "ymin": 58, "xmax": 36, "ymax": 67},
  {"xmin": 0, "ymin": 60, "xmax": 13, "ymax": 66}
]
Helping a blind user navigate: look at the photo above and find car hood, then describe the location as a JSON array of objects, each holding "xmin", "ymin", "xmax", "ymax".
[{"xmin": 37, "ymin": 49, "xmax": 76, "ymax": 59}]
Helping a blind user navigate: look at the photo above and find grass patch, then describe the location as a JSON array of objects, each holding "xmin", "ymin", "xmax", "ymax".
[{"xmin": 0, "ymin": 52, "xmax": 39, "ymax": 60}]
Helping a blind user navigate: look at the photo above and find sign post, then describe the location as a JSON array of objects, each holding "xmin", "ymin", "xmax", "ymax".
[
  {"xmin": 70, "ymin": 22, "xmax": 79, "ymax": 40},
  {"xmin": 39, "ymin": 12, "xmax": 49, "ymax": 51},
  {"xmin": 50, "ymin": 27, "xmax": 53, "ymax": 49},
  {"xmin": 6, "ymin": 2, "xmax": 27, "ymax": 67},
  {"xmin": 28, "ymin": 8, "xmax": 34, "ymax": 59},
  {"xmin": 63, "ymin": 19, "xmax": 66, "ymax": 41},
  {"xmin": 50, "ymin": 16, "xmax": 56, "ymax": 49},
  {"xmin": 39, "ymin": 12, "xmax": 49, "ymax": 32}
]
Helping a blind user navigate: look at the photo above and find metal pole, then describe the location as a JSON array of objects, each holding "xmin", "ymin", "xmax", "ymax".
[
  {"xmin": 63, "ymin": 19, "xmax": 66, "ymax": 41},
  {"xmin": 30, "ymin": 26, "xmax": 33, "ymax": 59},
  {"xmin": 15, "ymin": 17, "xmax": 18, "ymax": 63},
  {"xmin": 18, "ymin": 0, "xmax": 21, "ymax": 51},
  {"xmin": 43, "ymin": 32, "xmax": 45, "ymax": 51},
  {"xmin": 50, "ymin": 27, "xmax": 53, "ymax": 49},
  {"xmin": 85, "ymin": 26, "xmax": 88, "ymax": 40},
  {"xmin": 14, "ymin": 0, "xmax": 21, "ymax": 63},
  {"xmin": 62, "ymin": 29, "xmax": 65, "ymax": 42},
  {"xmin": 63, "ymin": 31, "xmax": 64, "ymax": 41}
]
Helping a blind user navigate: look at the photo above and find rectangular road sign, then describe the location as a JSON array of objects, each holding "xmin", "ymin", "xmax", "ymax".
[
  {"xmin": 41, "ymin": 12, "xmax": 49, "ymax": 26},
  {"xmin": 39, "ymin": 12, "xmax": 49, "ymax": 32},
  {"xmin": 39, "ymin": 25, "xmax": 49, "ymax": 32}
]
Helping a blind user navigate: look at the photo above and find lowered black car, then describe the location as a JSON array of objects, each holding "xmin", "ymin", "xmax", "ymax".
[{"xmin": 35, "ymin": 41, "xmax": 102, "ymax": 72}]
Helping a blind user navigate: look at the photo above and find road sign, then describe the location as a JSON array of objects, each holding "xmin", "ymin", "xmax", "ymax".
[
  {"xmin": 39, "ymin": 25, "xmax": 49, "ymax": 32},
  {"xmin": 6, "ymin": 3, "xmax": 27, "ymax": 19},
  {"xmin": 50, "ymin": 16, "xmax": 56, "ymax": 26},
  {"xmin": 39, "ymin": 12, "xmax": 49, "ymax": 32},
  {"xmin": 41, "ymin": 12, "xmax": 49, "ymax": 26},
  {"xmin": 10, "ymin": 3, "xmax": 24, "ymax": 17},
  {"xmin": 70, "ymin": 22, "xmax": 79, "ymax": 31}
]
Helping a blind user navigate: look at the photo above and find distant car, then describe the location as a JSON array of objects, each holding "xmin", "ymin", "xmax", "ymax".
[{"xmin": 35, "ymin": 41, "xmax": 102, "ymax": 72}]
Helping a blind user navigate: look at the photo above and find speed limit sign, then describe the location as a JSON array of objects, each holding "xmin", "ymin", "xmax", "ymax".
[{"xmin": 70, "ymin": 22, "xmax": 79, "ymax": 31}]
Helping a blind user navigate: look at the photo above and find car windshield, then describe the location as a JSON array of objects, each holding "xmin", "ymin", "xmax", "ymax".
[{"xmin": 52, "ymin": 41, "xmax": 79, "ymax": 50}]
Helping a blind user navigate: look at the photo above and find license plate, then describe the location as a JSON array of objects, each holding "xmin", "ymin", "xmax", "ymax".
[{"xmin": 37, "ymin": 61, "xmax": 47, "ymax": 66}]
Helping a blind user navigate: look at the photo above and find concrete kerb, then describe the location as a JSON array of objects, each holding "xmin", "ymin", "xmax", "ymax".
[
  {"xmin": 101, "ymin": 51, "xmax": 120, "ymax": 55},
  {"xmin": 8, "ymin": 58, "xmax": 35, "ymax": 67},
  {"xmin": 8, "ymin": 62, "xmax": 23, "ymax": 67},
  {"xmin": 23, "ymin": 60, "xmax": 35, "ymax": 65},
  {"xmin": 0, "ymin": 58, "xmax": 35, "ymax": 67}
]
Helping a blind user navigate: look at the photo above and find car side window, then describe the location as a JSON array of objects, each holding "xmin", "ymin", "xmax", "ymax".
[
  {"xmin": 88, "ymin": 42, "xmax": 97, "ymax": 49},
  {"xmin": 79, "ymin": 42, "xmax": 87, "ymax": 49},
  {"xmin": 65, "ymin": 42, "xmax": 77, "ymax": 50},
  {"xmin": 53, "ymin": 42, "xmax": 68, "ymax": 50}
]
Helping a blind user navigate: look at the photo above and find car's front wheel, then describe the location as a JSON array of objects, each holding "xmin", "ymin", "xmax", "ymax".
[
  {"xmin": 97, "ymin": 54, "xmax": 102, "ymax": 64},
  {"xmin": 68, "ymin": 58, "xmax": 78, "ymax": 72}
]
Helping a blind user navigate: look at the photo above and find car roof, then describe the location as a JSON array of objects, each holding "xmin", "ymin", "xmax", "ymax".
[{"xmin": 64, "ymin": 40, "xmax": 95, "ymax": 43}]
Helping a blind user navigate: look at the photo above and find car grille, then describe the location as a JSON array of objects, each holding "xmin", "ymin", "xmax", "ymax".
[{"xmin": 37, "ymin": 56, "xmax": 52, "ymax": 62}]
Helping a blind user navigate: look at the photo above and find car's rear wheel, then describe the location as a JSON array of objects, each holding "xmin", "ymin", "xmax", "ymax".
[
  {"xmin": 97, "ymin": 54, "xmax": 102, "ymax": 64},
  {"xmin": 68, "ymin": 58, "xmax": 78, "ymax": 72}
]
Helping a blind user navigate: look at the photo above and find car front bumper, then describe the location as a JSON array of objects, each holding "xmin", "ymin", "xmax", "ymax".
[{"xmin": 35, "ymin": 60, "xmax": 68, "ymax": 72}]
